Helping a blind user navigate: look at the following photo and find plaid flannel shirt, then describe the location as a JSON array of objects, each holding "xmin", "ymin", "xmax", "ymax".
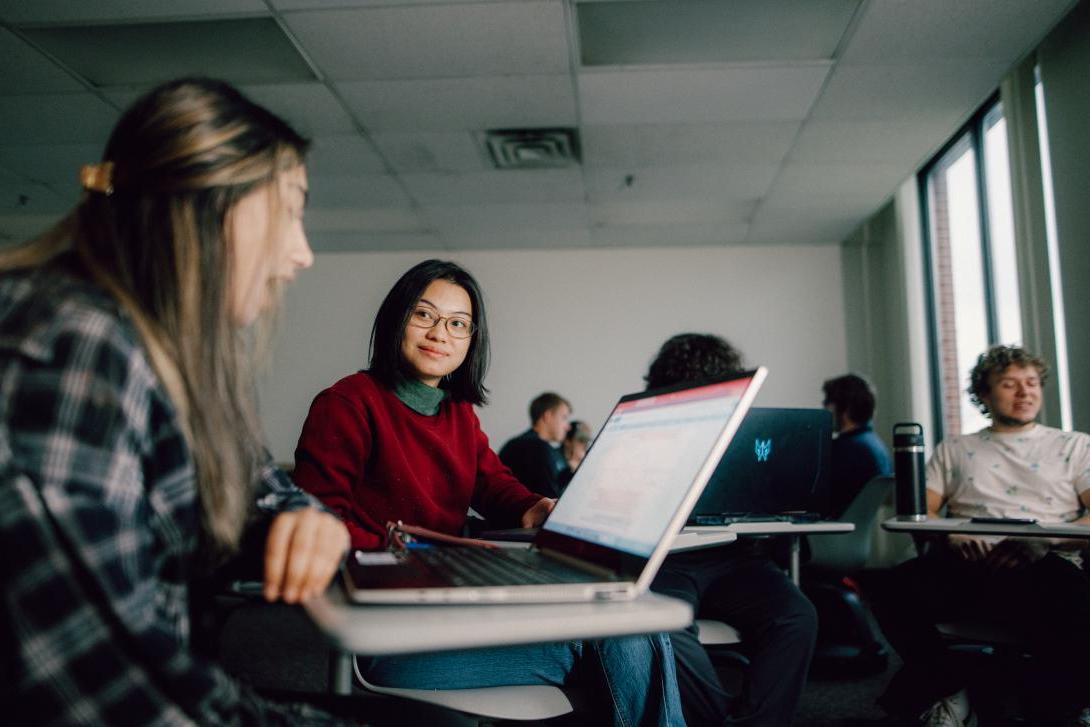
[{"xmin": 0, "ymin": 263, "xmax": 352, "ymax": 725}]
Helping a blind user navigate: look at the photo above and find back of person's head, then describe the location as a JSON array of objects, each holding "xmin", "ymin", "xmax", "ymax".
[
  {"xmin": 822, "ymin": 373, "xmax": 877, "ymax": 426},
  {"xmin": 644, "ymin": 333, "xmax": 744, "ymax": 390},
  {"xmin": 565, "ymin": 419, "xmax": 592, "ymax": 445},
  {"xmin": 968, "ymin": 345, "xmax": 1049, "ymax": 414},
  {"xmin": 369, "ymin": 259, "xmax": 491, "ymax": 405},
  {"xmin": 530, "ymin": 392, "xmax": 570, "ymax": 424},
  {"xmin": 1, "ymin": 77, "xmax": 310, "ymax": 553}
]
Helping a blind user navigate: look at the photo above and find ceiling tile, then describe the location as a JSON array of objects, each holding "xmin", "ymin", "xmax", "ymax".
[
  {"xmin": 306, "ymin": 134, "xmax": 387, "ymax": 176},
  {"xmin": 423, "ymin": 202, "xmax": 589, "ymax": 232},
  {"xmin": 578, "ymin": 0, "xmax": 858, "ymax": 66},
  {"xmin": 307, "ymin": 173, "xmax": 412, "ymax": 207},
  {"xmin": 308, "ymin": 230, "xmax": 443, "ymax": 253},
  {"xmin": 579, "ymin": 65, "xmax": 831, "ymax": 124},
  {"xmin": 400, "ymin": 169, "xmax": 585, "ymax": 205},
  {"xmin": 441, "ymin": 227, "xmax": 593, "ymax": 250},
  {"xmin": 0, "ymin": 27, "xmax": 84, "ymax": 93},
  {"xmin": 337, "ymin": 75, "xmax": 576, "ymax": 131},
  {"xmin": 581, "ymin": 122, "xmax": 800, "ymax": 168},
  {"xmin": 282, "ymin": 1, "xmax": 568, "ymax": 81},
  {"xmin": 0, "ymin": 0, "xmax": 265, "ymax": 23},
  {"xmin": 0, "ymin": 212, "xmax": 65, "ymax": 243},
  {"xmin": 767, "ymin": 162, "xmax": 908, "ymax": 203},
  {"xmin": 809, "ymin": 62, "xmax": 1007, "ymax": 122},
  {"xmin": 304, "ymin": 207, "xmax": 425, "ymax": 233},
  {"xmin": 241, "ymin": 83, "xmax": 357, "ymax": 136},
  {"xmin": 591, "ymin": 198, "xmax": 755, "ymax": 227},
  {"xmin": 586, "ymin": 164, "xmax": 779, "ymax": 204},
  {"xmin": 590, "ymin": 222, "xmax": 750, "ymax": 247},
  {"xmin": 19, "ymin": 18, "xmax": 313, "ymax": 87},
  {"xmin": 0, "ymin": 142, "xmax": 103, "ymax": 191},
  {"xmin": 273, "ymin": 0, "xmax": 515, "ymax": 10},
  {"xmin": 369, "ymin": 131, "xmax": 488, "ymax": 173},
  {"xmin": 0, "ymin": 93, "xmax": 118, "ymax": 144},
  {"xmin": 789, "ymin": 120, "xmax": 952, "ymax": 165},
  {"xmin": 0, "ymin": 180, "xmax": 68, "ymax": 214},
  {"xmin": 840, "ymin": 0, "xmax": 1076, "ymax": 64},
  {"xmin": 746, "ymin": 213, "xmax": 858, "ymax": 244}
]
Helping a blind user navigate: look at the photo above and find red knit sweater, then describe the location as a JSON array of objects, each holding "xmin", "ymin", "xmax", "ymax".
[{"xmin": 292, "ymin": 372, "xmax": 541, "ymax": 550}]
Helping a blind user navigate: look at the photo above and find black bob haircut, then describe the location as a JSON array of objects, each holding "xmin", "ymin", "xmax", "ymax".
[{"xmin": 368, "ymin": 259, "xmax": 490, "ymax": 405}]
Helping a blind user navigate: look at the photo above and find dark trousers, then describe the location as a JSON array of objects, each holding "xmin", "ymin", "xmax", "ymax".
[
  {"xmin": 651, "ymin": 543, "xmax": 817, "ymax": 727},
  {"xmin": 872, "ymin": 549, "xmax": 1090, "ymax": 719}
]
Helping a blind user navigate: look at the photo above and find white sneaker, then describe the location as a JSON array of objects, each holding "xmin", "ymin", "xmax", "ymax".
[{"xmin": 918, "ymin": 691, "xmax": 977, "ymax": 727}]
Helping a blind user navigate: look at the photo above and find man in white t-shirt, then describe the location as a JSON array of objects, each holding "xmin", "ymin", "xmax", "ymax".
[{"xmin": 874, "ymin": 345, "xmax": 1090, "ymax": 727}]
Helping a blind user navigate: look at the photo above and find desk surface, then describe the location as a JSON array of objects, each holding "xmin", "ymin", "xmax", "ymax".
[
  {"xmin": 306, "ymin": 586, "xmax": 693, "ymax": 656},
  {"xmin": 683, "ymin": 521, "xmax": 855, "ymax": 536},
  {"xmin": 882, "ymin": 517, "xmax": 1090, "ymax": 538}
]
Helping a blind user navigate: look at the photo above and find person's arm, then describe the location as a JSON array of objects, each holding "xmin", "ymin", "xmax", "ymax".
[
  {"xmin": 500, "ymin": 439, "xmax": 566, "ymax": 499},
  {"xmin": 1, "ymin": 323, "xmax": 343, "ymax": 724},
  {"xmin": 255, "ymin": 466, "xmax": 349, "ymax": 602},
  {"xmin": 471, "ymin": 424, "xmax": 549, "ymax": 527},
  {"xmin": 292, "ymin": 390, "xmax": 385, "ymax": 550}
]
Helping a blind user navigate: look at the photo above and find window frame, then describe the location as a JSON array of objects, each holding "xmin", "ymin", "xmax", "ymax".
[{"xmin": 918, "ymin": 91, "xmax": 1010, "ymax": 441}]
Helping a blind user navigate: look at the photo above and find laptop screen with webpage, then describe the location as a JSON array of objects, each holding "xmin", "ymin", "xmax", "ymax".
[{"xmin": 541, "ymin": 372, "xmax": 761, "ymax": 558}]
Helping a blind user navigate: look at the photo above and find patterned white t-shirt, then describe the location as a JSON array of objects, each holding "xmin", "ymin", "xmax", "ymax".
[{"xmin": 926, "ymin": 424, "xmax": 1090, "ymax": 522}]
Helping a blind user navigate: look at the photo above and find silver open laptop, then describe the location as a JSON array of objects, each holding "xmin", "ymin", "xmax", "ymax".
[{"xmin": 342, "ymin": 368, "xmax": 767, "ymax": 604}]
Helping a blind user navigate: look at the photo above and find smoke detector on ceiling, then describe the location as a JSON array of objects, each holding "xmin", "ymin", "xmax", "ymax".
[{"xmin": 481, "ymin": 128, "xmax": 581, "ymax": 170}]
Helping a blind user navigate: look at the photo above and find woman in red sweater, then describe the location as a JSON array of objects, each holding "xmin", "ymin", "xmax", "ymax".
[{"xmin": 293, "ymin": 259, "xmax": 684, "ymax": 726}]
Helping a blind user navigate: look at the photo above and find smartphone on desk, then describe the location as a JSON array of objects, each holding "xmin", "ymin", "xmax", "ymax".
[{"xmin": 968, "ymin": 516, "xmax": 1038, "ymax": 525}]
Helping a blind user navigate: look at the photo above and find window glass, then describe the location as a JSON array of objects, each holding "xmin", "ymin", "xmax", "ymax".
[{"xmin": 981, "ymin": 104, "xmax": 1022, "ymax": 347}]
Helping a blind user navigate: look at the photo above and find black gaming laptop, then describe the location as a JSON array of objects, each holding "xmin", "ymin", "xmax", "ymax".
[{"xmin": 686, "ymin": 407, "xmax": 832, "ymax": 525}]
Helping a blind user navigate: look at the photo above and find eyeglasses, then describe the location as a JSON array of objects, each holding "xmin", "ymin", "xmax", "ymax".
[{"xmin": 408, "ymin": 306, "xmax": 476, "ymax": 339}]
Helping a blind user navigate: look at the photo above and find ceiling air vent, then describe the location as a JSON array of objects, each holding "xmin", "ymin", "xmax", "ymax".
[{"xmin": 481, "ymin": 128, "xmax": 581, "ymax": 170}]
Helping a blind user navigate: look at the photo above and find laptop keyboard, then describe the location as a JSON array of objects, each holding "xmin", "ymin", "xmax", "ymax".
[{"xmin": 413, "ymin": 547, "xmax": 603, "ymax": 588}]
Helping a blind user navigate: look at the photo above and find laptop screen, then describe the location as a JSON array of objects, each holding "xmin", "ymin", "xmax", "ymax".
[
  {"xmin": 541, "ymin": 374, "xmax": 757, "ymax": 557},
  {"xmin": 690, "ymin": 407, "xmax": 832, "ymax": 517}
]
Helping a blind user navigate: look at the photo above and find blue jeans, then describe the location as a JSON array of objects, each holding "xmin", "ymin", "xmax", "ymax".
[{"xmin": 361, "ymin": 634, "xmax": 686, "ymax": 726}]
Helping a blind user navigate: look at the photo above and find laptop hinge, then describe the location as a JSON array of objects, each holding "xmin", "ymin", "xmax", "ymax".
[{"xmin": 535, "ymin": 547, "xmax": 620, "ymax": 580}]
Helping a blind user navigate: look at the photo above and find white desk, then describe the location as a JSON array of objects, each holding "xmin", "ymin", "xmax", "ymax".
[
  {"xmin": 670, "ymin": 529, "xmax": 738, "ymax": 551},
  {"xmin": 882, "ymin": 516, "xmax": 1090, "ymax": 539},
  {"xmin": 305, "ymin": 584, "xmax": 693, "ymax": 694},
  {"xmin": 681, "ymin": 521, "xmax": 855, "ymax": 583}
]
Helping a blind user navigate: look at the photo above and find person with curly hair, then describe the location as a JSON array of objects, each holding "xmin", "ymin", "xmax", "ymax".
[
  {"xmin": 873, "ymin": 344, "xmax": 1090, "ymax": 727},
  {"xmin": 643, "ymin": 333, "xmax": 818, "ymax": 727}
]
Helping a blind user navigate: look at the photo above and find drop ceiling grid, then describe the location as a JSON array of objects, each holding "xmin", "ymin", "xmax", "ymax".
[
  {"xmin": 839, "ymin": 0, "xmax": 1080, "ymax": 64},
  {"xmin": 279, "ymin": 1, "xmax": 570, "ymax": 81}
]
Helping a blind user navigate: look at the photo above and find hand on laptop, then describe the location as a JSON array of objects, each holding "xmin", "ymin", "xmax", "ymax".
[
  {"xmin": 263, "ymin": 507, "xmax": 350, "ymax": 603},
  {"xmin": 521, "ymin": 497, "xmax": 556, "ymax": 527}
]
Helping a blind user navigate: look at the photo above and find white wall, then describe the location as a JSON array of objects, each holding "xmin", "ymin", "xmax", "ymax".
[{"xmin": 258, "ymin": 245, "xmax": 848, "ymax": 462}]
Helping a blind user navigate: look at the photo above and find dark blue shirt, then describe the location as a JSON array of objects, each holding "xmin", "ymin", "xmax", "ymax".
[
  {"xmin": 498, "ymin": 429, "xmax": 572, "ymax": 499},
  {"xmin": 830, "ymin": 422, "xmax": 892, "ymax": 517}
]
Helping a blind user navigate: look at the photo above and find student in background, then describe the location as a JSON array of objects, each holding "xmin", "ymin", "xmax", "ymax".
[
  {"xmin": 563, "ymin": 419, "xmax": 593, "ymax": 472},
  {"xmin": 0, "ymin": 78, "xmax": 355, "ymax": 724},
  {"xmin": 645, "ymin": 333, "xmax": 817, "ymax": 727},
  {"xmin": 293, "ymin": 259, "xmax": 685, "ymax": 726},
  {"xmin": 822, "ymin": 373, "xmax": 893, "ymax": 517},
  {"xmin": 873, "ymin": 345, "xmax": 1090, "ymax": 727},
  {"xmin": 499, "ymin": 392, "xmax": 577, "ymax": 498}
]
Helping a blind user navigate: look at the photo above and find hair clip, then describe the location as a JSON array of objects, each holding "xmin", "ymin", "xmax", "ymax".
[{"xmin": 80, "ymin": 161, "xmax": 114, "ymax": 195}]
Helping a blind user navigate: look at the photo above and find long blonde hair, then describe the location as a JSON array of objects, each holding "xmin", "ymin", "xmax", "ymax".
[{"xmin": 0, "ymin": 78, "xmax": 309, "ymax": 553}]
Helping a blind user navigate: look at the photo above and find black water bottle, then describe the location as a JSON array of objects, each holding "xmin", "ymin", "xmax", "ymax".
[{"xmin": 893, "ymin": 422, "xmax": 927, "ymax": 520}]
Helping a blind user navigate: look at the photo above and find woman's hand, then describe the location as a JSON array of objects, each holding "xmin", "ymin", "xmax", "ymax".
[
  {"xmin": 521, "ymin": 497, "xmax": 556, "ymax": 527},
  {"xmin": 264, "ymin": 507, "xmax": 350, "ymax": 603}
]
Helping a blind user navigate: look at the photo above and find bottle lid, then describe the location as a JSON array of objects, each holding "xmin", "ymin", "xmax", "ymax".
[{"xmin": 892, "ymin": 421, "xmax": 924, "ymax": 448}]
